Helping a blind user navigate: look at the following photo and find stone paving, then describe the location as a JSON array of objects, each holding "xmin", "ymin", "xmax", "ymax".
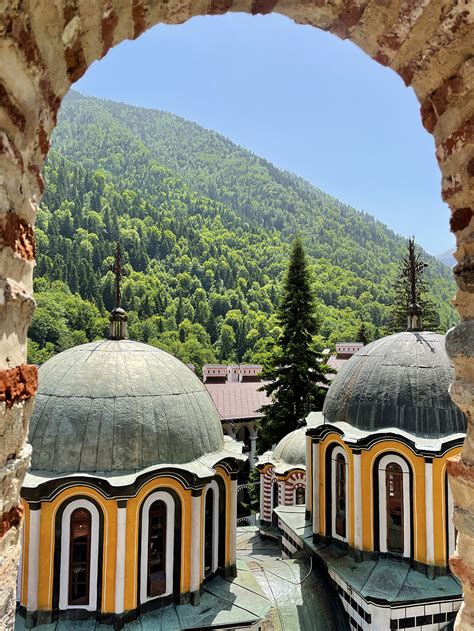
[{"xmin": 236, "ymin": 526, "xmax": 348, "ymax": 630}]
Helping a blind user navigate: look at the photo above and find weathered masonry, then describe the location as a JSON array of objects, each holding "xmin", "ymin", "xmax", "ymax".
[{"xmin": 0, "ymin": 1, "xmax": 473, "ymax": 629}]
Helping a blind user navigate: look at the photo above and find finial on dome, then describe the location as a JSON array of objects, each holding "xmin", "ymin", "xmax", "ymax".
[
  {"xmin": 109, "ymin": 242, "xmax": 128, "ymax": 340},
  {"xmin": 405, "ymin": 237, "xmax": 425, "ymax": 332}
]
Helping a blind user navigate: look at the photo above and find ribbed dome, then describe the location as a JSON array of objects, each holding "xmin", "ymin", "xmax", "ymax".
[
  {"xmin": 323, "ymin": 332, "xmax": 466, "ymax": 438},
  {"xmin": 29, "ymin": 340, "xmax": 224, "ymax": 473},
  {"xmin": 272, "ymin": 426, "xmax": 307, "ymax": 467}
]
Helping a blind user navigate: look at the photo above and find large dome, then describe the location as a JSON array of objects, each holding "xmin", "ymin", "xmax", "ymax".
[
  {"xmin": 29, "ymin": 340, "xmax": 224, "ymax": 473},
  {"xmin": 272, "ymin": 426, "xmax": 307, "ymax": 467},
  {"xmin": 323, "ymin": 332, "xmax": 466, "ymax": 438}
]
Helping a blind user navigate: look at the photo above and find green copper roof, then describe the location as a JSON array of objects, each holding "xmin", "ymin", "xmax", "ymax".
[
  {"xmin": 29, "ymin": 340, "xmax": 224, "ymax": 473},
  {"xmin": 323, "ymin": 332, "xmax": 467, "ymax": 438}
]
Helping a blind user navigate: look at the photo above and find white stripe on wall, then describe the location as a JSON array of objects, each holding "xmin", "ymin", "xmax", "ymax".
[
  {"xmin": 312, "ymin": 442, "xmax": 320, "ymax": 535},
  {"xmin": 114, "ymin": 503, "xmax": 127, "ymax": 614},
  {"xmin": 425, "ymin": 460, "xmax": 434, "ymax": 565},
  {"xmin": 190, "ymin": 493, "xmax": 202, "ymax": 593},
  {"xmin": 27, "ymin": 508, "xmax": 41, "ymax": 613},
  {"xmin": 353, "ymin": 452, "xmax": 362, "ymax": 549}
]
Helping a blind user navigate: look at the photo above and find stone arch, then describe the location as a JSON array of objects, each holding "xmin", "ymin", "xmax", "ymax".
[{"xmin": 0, "ymin": 2, "xmax": 473, "ymax": 628}]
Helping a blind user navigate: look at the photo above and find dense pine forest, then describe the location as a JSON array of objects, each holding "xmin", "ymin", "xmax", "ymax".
[{"xmin": 30, "ymin": 90, "xmax": 457, "ymax": 369}]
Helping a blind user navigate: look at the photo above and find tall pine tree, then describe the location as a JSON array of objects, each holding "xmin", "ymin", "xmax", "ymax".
[
  {"xmin": 389, "ymin": 237, "xmax": 440, "ymax": 333},
  {"xmin": 259, "ymin": 238, "xmax": 332, "ymax": 451}
]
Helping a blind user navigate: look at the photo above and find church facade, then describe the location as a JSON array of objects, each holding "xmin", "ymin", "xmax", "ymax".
[
  {"xmin": 257, "ymin": 426, "xmax": 308, "ymax": 530},
  {"xmin": 17, "ymin": 261, "xmax": 269, "ymax": 630},
  {"xmin": 273, "ymin": 331, "xmax": 466, "ymax": 630}
]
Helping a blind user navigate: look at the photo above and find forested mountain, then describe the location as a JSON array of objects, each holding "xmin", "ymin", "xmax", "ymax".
[{"xmin": 30, "ymin": 89, "xmax": 457, "ymax": 369}]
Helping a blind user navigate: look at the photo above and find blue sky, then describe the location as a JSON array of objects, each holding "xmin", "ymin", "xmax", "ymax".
[{"xmin": 75, "ymin": 13, "xmax": 453, "ymax": 256}]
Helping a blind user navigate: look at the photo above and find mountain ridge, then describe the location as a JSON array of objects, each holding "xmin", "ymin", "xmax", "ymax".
[{"xmin": 28, "ymin": 90, "xmax": 457, "ymax": 368}]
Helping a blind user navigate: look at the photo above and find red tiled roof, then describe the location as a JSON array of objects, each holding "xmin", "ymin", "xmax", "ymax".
[
  {"xmin": 327, "ymin": 355, "xmax": 351, "ymax": 373},
  {"xmin": 205, "ymin": 381, "xmax": 270, "ymax": 421}
]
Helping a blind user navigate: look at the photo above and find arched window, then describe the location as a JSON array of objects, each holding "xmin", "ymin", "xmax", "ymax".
[
  {"xmin": 386, "ymin": 463, "xmax": 403, "ymax": 553},
  {"xmin": 57, "ymin": 499, "xmax": 101, "ymax": 612},
  {"xmin": 272, "ymin": 481, "xmax": 279, "ymax": 526},
  {"xmin": 69, "ymin": 508, "xmax": 91, "ymax": 606},
  {"xmin": 237, "ymin": 425, "xmax": 251, "ymax": 452},
  {"xmin": 147, "ymin": 500, "xmax": 166, "ymax": 597},
  {"xmin": 204, "ymin": 489, "xmax": 214, "ymax": 576},
  {"xmin": 140, "ymin": 491, "xmax": 176, "ymax": 603},
  {"xmin": 377, "ymin": 454, "xmax": 411, "ymax": 557},
  {"xmin": 335, "ymin": 454, "xmax": 346, "ymax": 538},
  {"xmin": 327, "ymin": 446, "xmax": 348, "ymax": 541},
  {"xmin": 295, "ymin": 487, "xmax": 305, "ymax": 505}
]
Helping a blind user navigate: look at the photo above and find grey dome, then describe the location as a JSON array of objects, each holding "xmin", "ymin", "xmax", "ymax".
[
  {"xmin": 273, "ymin": 426, "xmax": 307, "ymax": 467},
  {"xmin": 323, "ymin": 332, "xmax": 466, "ymax": 438},
  {"xmin": 29, "ymin": 340, "xmax": 224, "ymax": 473}
]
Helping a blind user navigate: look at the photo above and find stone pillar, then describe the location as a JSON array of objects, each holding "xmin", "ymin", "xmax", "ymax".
[
  {"xmin": 353, "ymin": 451, "xmax": 362, "ymax": 550},
  {"xmin": 190, "ymin": 490, "xmax": 203, "ymax": 603},
  {"xmin": 114, "ymin": 500, "xmax": 127, "ymax": 625},
  {"xmin": 249, "ymin": 432, "xmax": 257, "ymax": 467},
  {"xmin": 25, "ymin": 505, "xmax": 41, "ymax": 629}
]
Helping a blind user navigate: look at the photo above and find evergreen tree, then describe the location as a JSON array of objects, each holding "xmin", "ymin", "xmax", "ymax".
[
  {"xmin": 357, "ymin": 320, "xmax": 370, "ymax": 346},
  {"xmin": 389, "ymin": 237, "xmax": 440, "ymax": 333},
  {"xmin": 176, "ymin": 296, "xmax": 184, "ymax": 325},
  {"xmin": 259, "ymin": 238, "xmax": 332, "ymax": 451}
]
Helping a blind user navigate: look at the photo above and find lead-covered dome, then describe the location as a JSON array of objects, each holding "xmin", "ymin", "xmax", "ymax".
[
  {"xmin": 29, "ymin": 340, "xmax": 224, "ymax": 473},
  {"xmin": 323, "ymin": 332, "xmax": 466, "ymax": 438},
  {"xmin": 272, "ymin": 426, "xmax": 307, "ymax": 467}
]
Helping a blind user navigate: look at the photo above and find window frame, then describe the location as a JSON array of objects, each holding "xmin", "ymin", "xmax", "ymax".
[
  {"xmin": 385, "ymin": 462, "xmax": 404, "ymax": 554},
  {"xmin": 140, "ymin": 491, "xmax": 175, "ymax": 603},
  {"xmin": 68, "ymin": 508, "xmax": 92, "ymax": 606},
  {"xmin": 330, "ymin": 446, "xmax": 348, "ymax": 542},
  {"xmin": 147, "ymin": 499, "xmax": 167, "ymax": 598},
  {"xmin": 59, "ymin": 499, "xmax": 100, "ymax": 611},
  {"xmin": 203, "ymin": 481, "xmax": 219, "ymax": 577},
  {"xmin": 294, "ymin": 486, "xmax": 306, "ymax": 505},
  {"xmin": 377, "ymin": 454, "xmax": 411, "ymax": 558}
]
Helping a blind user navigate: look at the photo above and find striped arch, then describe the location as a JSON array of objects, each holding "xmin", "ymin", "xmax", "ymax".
[
  {"xmin": 284, "ymin": 471, "xmax": 306, "ymax": 506},
  {"xmin": 261, "ymin": 466, "xmax": 275, "ymax": 522}
]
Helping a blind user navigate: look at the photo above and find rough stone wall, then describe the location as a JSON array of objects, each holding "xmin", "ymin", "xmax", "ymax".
[{"xmin": 0, "ymin": 1, "xmax": 472, "ymax": 629}]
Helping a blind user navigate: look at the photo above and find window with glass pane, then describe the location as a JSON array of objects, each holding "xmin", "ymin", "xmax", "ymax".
[
  {"xmin": 147, "ymin": 500, "xmax": 166, "ymax": 597},
  {"xmin": 295, "ymin": 487, "xmax": 305, "ymax": 505},
  {"xmin": 386, "ymin": 463, "xmax": 403, "ymax": 553},
  {"xmin": 204, "ymin": 489, "xmax": 214, "ymax": 576},
  {"xmin": 68, "ymin": 508, "xmax": 91, "ymax": 606},
  {"xmin": 335, "ymin": 454, "xmax": 346, "ymax": 538}
]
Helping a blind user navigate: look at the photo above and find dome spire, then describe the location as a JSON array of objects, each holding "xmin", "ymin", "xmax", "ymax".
[{"xmin": 108, "ymin": 241, "xmax": 128, "ymax": 340}]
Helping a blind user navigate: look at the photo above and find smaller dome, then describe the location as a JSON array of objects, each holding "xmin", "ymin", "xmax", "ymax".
[{"xmin": 272, "ymin": 426, "xmax": 307, "ymax": 467}]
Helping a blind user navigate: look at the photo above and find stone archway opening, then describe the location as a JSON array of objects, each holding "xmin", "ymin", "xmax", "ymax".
[{"xmin": 0, "ymin": 2, "xmax": 473, "ymax": 628}]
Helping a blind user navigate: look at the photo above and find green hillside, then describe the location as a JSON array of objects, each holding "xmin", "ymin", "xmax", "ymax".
[{"xmin": 29, "ymin": 90, "xmax": 457, "ymax": 369}]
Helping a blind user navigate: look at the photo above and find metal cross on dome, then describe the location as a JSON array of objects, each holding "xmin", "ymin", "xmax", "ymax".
[{"xmin": 111, "ymin": 242, "xmax": 123, "ymax": 309}]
